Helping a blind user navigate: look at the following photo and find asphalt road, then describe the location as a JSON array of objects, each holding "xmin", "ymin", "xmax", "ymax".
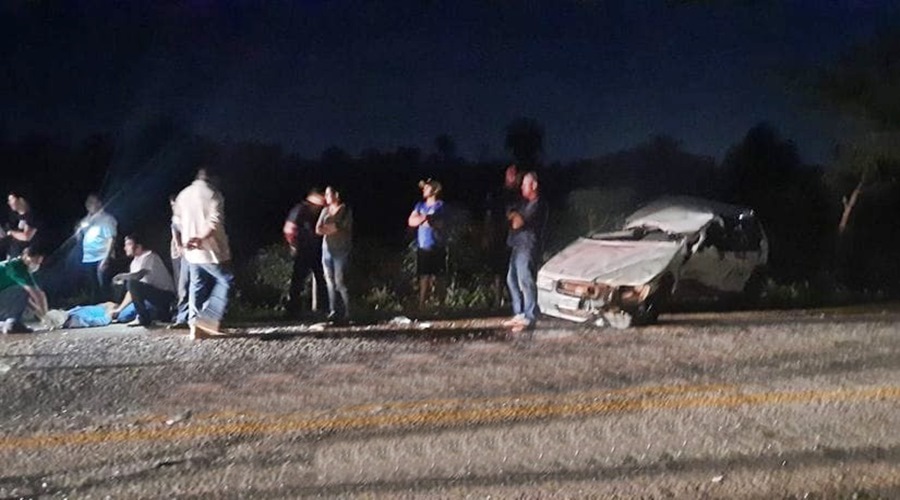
[{"xmin": 3, "ymin": 307, "xmax": 900, "ymax": 498}]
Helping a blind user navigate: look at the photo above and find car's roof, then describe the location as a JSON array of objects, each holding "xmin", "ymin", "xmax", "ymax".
[{"xmin": 625, "ymin": 196, "xmax": 753, "ymax": 234}]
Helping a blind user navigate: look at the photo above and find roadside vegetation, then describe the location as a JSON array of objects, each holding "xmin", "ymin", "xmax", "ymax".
[{"xmin": 6, "ymin": 30, "xmax": 900, "ymax": 321}]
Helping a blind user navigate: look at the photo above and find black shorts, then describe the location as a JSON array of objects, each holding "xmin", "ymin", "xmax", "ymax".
[{"xmin": 417, "ymin": 247, "xmax": 447, "ymax": 276}]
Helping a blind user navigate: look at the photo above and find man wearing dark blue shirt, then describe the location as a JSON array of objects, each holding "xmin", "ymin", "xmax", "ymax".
[{"xmin": 504, "ymin": 172, "xmax": 546, "ymax": 331}]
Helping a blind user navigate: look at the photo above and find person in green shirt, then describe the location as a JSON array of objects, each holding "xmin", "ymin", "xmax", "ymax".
[{"xmin": 0, "ymin": 246, "xmax": 48, "ymax": 334}]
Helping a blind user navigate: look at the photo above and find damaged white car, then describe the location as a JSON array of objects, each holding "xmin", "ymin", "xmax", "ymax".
[{"xmin": 537, "ymin": 197, "xmax": 768, "ymax": 328}]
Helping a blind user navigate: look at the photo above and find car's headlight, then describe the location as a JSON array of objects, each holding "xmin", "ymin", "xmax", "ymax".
[{"xmin": 537, "ymin": 275, "xmax": 556, "ymax": 291}]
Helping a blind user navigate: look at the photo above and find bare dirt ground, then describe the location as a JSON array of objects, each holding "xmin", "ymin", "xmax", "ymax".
[{"xmin": 3, "ymin": 306, "xmax": 900, "ymax": 498}]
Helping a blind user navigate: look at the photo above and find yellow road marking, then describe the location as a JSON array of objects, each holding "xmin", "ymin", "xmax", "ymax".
[{"xmin": 3, "ymin": 384, "xmax": 899, "ymax": 451}]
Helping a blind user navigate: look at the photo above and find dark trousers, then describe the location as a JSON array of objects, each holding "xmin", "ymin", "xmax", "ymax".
[
  {"xmin": 172, "ymin": 257, "xmax": 191, "ymax": 324},
  {"xmin": 0, "ymin": 286, "xmax": 28, "ymax": 323},
  {"xmin": 128, "ymin": 280, "xmax": 175, "ymax": 326},
  {"xmin": 81, "ymin": 261, "xmax": 110, "ymax": 303},
  {"xmin": 288, "ymin": 248, "xmax": 326, "ymax": 316}
]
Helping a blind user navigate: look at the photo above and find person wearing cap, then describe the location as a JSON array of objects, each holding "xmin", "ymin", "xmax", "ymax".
[
  {"xmin": 283, "ymin": 188, "xmax": 327, "ymax": 318},
  {"xmin": 407, "ymin": 179, "xmax": 447, "ymax": 310}
]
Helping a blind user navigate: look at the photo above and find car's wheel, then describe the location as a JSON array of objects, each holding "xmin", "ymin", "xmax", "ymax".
[{"xmin": 632, "ymin": 276, "xmax": 673, "ymax": 326}]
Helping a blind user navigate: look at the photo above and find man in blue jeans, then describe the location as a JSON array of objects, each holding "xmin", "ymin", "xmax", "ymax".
[
  {"xmin": 503, "ymin": 171, "xmax": 547, "ymax": 332},
  {"xmin": 172, "ymin": 169, "xmax": 234, "ymax": 339}
]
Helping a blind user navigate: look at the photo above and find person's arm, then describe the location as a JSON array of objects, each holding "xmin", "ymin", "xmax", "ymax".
[
  {"xmin": 8, "ymin": 221, "xmax": 36, "ymax": 242},
  {"xmin": 112, "ymin": 269, "xmax": 148, "ymax": 284},
  {"xmin": 99, "ymin": 217, "xmax": 117, "ymax": 270},
  {"xmin": 22, "ymin": 285, "xmax": 48, "ymax": 319},
  {"xmin": 508, "ymin": 210, "xmax": 524, "ymax": 230},
  {"xmin": 111, "ymin": 291, "xmax": 133, "ymax": 320},
  {"xmin": 187, "ymin": 193, "xmax": 223, "ymax": 248},
  {"xmin": 171, "ymin": 223, "xmax": 183, "ymax": 255},
  {"xmin": 408, "ymin": 206, "xmax": 428, "ymax": 228},
  {"xmin": 315, "ymin": 209, "xmax": 335, "ymax": 236}
]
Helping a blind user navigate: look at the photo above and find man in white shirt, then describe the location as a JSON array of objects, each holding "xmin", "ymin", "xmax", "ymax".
[
  {"xmin": 111, "ymin": 234, "xmax": 176, "ymax": 328},
  {"xmin": 173, "ymin": 168, "xmax": 233, "ymax": 338},
  {"xmin": 75, "ymin": 193, "xmax": 117, "ymax": 302}
]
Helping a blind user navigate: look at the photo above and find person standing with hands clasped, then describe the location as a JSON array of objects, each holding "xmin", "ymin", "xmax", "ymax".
[
  {"xmin": 172, "ymin": 168, "xmax": 234, "ymax": 339},
  {"xmin": 316, "ymin": 186, "xmax": 352, "ymax": 324},
  {"xmin": 407, "ymin": 179, "xmax": 447, "ymax": 311},
  {"xmin": 503, "ymin": 172, "xmax": 547, "ymax": 332}
]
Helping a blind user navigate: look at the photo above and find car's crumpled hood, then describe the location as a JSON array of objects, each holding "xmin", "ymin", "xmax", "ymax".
[{"xmin": 539, "ymin": 237, "xmax": 685, "ymax": 286}]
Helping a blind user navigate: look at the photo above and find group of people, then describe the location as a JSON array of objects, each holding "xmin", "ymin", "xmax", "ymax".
[
  {"xmin": 282, "ymin": 164, "xmax": 547, "ymax": 332},
  {"xmin": 0, "ymin": 170, "xmax": 234, "ymax": 338},
  {"xmin": 1, "ymin": 163, "xmax": 546, "ymax": 336}
]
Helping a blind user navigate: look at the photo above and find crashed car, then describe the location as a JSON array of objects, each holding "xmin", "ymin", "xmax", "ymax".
[{"xmin": 537, "ymin": 196, "xmax": 768, "ymax": 328}]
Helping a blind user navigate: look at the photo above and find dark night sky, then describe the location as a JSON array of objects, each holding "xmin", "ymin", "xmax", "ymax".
[{"xmin": 2, "ymin": 0, "xmax": 898, "ymax": 164}]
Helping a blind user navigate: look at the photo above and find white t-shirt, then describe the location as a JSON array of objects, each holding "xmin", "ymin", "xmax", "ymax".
[{"xmin": 130, "ymin": 251, "xmax": 175, "ymax": 293}]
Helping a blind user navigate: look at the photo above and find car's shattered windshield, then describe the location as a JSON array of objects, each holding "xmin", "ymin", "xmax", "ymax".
[{"xmin": 589, "ymin": 227, "xmax": 683, "ymax": 242}]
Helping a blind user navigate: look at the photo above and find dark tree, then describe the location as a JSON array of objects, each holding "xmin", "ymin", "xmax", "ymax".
[
  {"xmin": 809, "ymin": 29, "xmax": 900, "ymax": 235},
  {"xmin": 504, "ymin": 117, "xmax": 544, "ymax": 169},
  {"xmin": 433, "ymin": 134, "xmax": 457, "ymax": 164}
]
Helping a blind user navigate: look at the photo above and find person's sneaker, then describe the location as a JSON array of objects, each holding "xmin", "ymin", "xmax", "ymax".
[
  {"xmin": 502, "ymin": 314, "xmax": 528, "ymax": 327},
  {"xmin": 2, "ymin": 319, "xmax": 33, "ymax": 334},
  {"xmin": 126, "ymin": 318, "xmax": 142, "ymax": 327},
  {"xmin": 193, "ymin": 317, "xmax": 225, "ymax": 338},
  {"xmin": 167, "ymin": 322, "xmax": 190, "ymax": 330},
  {"xmin": 509, "ymin": 320, "xmax": 535, "ymax": 333}
]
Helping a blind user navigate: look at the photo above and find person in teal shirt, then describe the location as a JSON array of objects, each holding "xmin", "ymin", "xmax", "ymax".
[{"xmin": 0, "ymin": 247, "xmax": 48, "ymax": 334}]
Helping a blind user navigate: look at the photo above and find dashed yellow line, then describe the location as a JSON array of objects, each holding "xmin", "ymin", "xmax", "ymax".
[{"xmin": 3, "ymin": 384, "xmax": 899, "ymax": 451}]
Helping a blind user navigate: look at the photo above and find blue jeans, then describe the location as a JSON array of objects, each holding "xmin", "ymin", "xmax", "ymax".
[
  {"xmin": 188, "ymin": 262, "xmax": 234, "ymax": 323},
  {"xmin": 322, "ymin": 247, "xmax": 350, "ymax": 319},
  {"xmin": 82, "ymin": 260, "xmax": 110, "ymax": 303},
  {"xmin": 506, "ymin": 246, "xmax": 538, "ymax": 323},
  {"xmin": 172, "ymin": 257, "xmax": 191, "ymax": 324}
]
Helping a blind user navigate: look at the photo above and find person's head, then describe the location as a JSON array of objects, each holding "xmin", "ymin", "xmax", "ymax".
[
  {"xmin": 21, "ymin": 247, "xmax": 45, "ymax": 272},
  {"xmin": 7, "ymin": 192, "xmax": 27, "ymax": 213},
  {"xmin": 85, "ymin": 193, "xmax": 103, "ymax": 214},
  {"xmin": 305, "ymin": 188, "xmax": 325, "ymax": 207},
  {"xmin": 196, "ymin": 168, "xmax": 209, "ymax": 182},
  {"xmin": 521, "ymin": 171, "xmax": 539, "ymax": 200},
  {"xmin": 324, "ymin": 186, "xmax": 342, "ymax": 206},
  {"xmin": 504, "ymin": 164, "xmax": 520, "ymax": 189},
  {"xmin": 418, "ymin": 179, "xmax": 443, "ymax": 200},
  {"xmin": 123, "ymin": 234, "xmax": 145, "ymax": 258}
]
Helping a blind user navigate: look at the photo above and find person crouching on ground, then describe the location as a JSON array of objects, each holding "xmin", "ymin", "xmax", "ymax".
[
  {"xmin": 315, "ymin": 186, "xmax": 352, "ymax": 324},
  {"xmin": 111, "ymin": 234, "xmax": 176, "ymax": 328},
  {"xmin": 0, "ymin": 246, "xmax": 48, "ymax": 334},
  {"xmin": 407, "ymin": 178, "xmax": 447, "ymax": 311}
]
